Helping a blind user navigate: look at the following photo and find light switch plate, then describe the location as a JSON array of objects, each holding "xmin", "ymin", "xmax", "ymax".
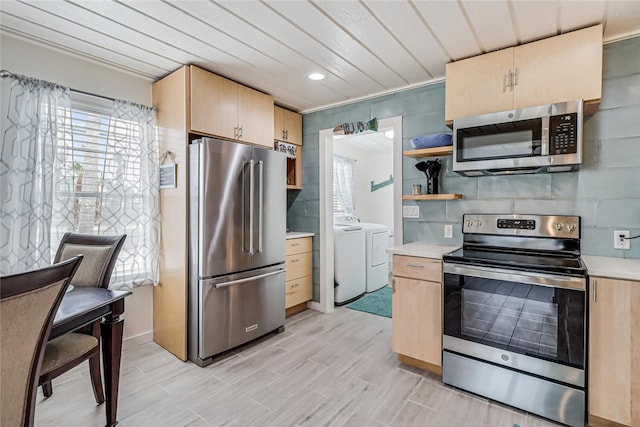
[{"xmin": 403, "ymin": 206, "xmax": 419, "ymax": 218}]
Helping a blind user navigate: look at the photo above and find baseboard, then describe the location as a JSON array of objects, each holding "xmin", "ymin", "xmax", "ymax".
[
  {"xmin": 308, "ymin": 301, "xmax": 322, "ymax": 311},
  {"xmin": 123, "ymin": 331, "xmax": 153, "ymax": 350}
]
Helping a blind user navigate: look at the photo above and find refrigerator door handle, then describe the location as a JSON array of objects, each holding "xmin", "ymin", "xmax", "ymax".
[
  {"xmin": 211, "ymin": 269, "xmax": 286, "ymax": 288},
  {"xmin": 257, "ymin": 160, "xmax": 264, "ymax": 253},
  {"xmin": 248, "ymin": 159, "xmax": 255, "ymax": 255}
]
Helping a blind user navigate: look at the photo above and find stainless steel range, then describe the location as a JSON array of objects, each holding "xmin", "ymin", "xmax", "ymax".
[{"xmin": 442, "ymin": 214, "xmax": 587, "ymax": 427}]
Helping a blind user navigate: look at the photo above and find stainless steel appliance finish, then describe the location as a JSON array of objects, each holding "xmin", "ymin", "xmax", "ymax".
[
  {"xmin": 188, "ymin": 137, "xmax": 287, "ymax": 366},
  {"xmin": 443, "ymin": 352, "xmax": 585, "ymax": 427},
  {"xmin": 453, "ymin": 100, "xmax": 583, "ymax": 176},
  {"xmin": 442, "ymin": 213, "xmax": 587, "ymax": 427}
]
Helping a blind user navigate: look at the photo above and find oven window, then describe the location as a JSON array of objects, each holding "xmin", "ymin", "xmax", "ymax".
[
  {"xmin": 444, "ymin": 274, "xmax": 585, "ymax": 368},
  {"xmin": 457, "ymin": 118, "xmax": 542, "ymax": 161}
]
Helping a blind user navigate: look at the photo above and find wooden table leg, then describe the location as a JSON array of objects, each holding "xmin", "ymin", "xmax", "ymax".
[{"xmin": 101, "ymin": 299, "xmax": 125, "ymax": 427}]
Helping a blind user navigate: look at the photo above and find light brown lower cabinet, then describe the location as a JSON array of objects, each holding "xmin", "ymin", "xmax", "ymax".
[
  {"xmin": 391, "ymin": 255, "xmax": 442, "ymax": 374},
  {"xmin": 285, "ymin": 237, "xmax": 313, "ymax": 316},
  {"xmin": 588, "ymin": 276, "xmax": 640, "ymax": 427}
]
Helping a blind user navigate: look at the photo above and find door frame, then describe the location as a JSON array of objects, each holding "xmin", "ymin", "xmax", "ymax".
[{"xmin": 311, "ymin": 116, "xmax": 403, "ymax": 313}]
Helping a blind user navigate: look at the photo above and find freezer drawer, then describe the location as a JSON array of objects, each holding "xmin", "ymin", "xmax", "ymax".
[{"xmin": 197, "ymin": 266, "xmax": 286, "ymax": 362}]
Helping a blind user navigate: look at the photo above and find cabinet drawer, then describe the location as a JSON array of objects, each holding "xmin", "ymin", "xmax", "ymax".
[
  {"xmin": 285, "ymin": 275, "xmax": 312, "ymax": 308},
  {"xmin": 286, "ymin": 251, "xmax": 312, "ymax": 281},
  {"xmin": 393, "ymin": 255, "xmax": 441, "ymax": 282},
  {"xmin": 286, "ymin": 237, "xmax": 312, "ymax": 256}
]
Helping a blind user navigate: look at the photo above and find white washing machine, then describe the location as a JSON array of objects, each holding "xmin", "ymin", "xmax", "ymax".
[
  {"xmin": 335, "ymin": 216, "xmax": 390, "ymax": 293},
  {"xmin": 333, "ymin": 225, "xmax": 366, "ymax": 305}
]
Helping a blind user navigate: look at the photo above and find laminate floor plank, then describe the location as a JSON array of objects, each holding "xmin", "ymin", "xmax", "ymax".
[
  {"xmin": 389, "ymin": 401, "xmax": 437, "ymax": 427},
  {"xmin": 34, "ymin": 307, "xmax": 563, "ymax": 427}
]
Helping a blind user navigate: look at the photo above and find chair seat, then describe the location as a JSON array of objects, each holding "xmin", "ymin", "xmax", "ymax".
[{"xmin": 40, "ymin": 333, "xmax": 99, "ymax": 376}]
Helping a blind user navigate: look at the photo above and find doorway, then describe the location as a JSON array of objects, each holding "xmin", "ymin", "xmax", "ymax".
[{"xmin": 313, "ymin": 116, "xmax": 402, "ymax": 313}]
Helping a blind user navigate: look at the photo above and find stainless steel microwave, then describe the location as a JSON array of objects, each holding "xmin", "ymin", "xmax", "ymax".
[{"xmin": 453, "ymin": 100, "xmax": 583, "ymax": 176}]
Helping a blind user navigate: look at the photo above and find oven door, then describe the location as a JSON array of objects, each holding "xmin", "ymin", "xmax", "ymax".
[{"xmin": 443, "ymin": 262, "xmax": 586, "ymax": 387}]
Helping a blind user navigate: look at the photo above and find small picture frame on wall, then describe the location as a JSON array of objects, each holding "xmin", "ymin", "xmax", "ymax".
[{"xmin": 159, "ymin": 163, "xmax": 177, "ymax": 189}]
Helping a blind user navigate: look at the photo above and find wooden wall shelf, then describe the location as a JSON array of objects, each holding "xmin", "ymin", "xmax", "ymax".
[
  {"xmin": 403, "ymin": 146, "xmax": 453, "ymax": 158},
  {"xmin": 403, "ymin": 194, "xmax": 463, "ymax": 201}
]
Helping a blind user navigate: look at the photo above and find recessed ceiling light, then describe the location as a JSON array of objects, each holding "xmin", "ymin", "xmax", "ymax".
[{"xmin": 307, "ymin": 72, "xmax": 326, "ymax": 81}]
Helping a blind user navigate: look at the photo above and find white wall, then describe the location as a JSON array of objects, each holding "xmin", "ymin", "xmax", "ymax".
[
  {"xmin": 1, "ymin": 34, "xmax": 155, "ymax": 340},
  {"xmin": 333, "ymin": 134, "xmax": 394, "ymax": 231}
]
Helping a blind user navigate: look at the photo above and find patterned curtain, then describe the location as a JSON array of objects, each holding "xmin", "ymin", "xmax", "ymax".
[
  {"xmin": 0, "ymin": 74, "xmax": 70, "ymax": 274},
  {"xmin": 102, "ymin": 101, "xmax": 160, "ymax": 289}
]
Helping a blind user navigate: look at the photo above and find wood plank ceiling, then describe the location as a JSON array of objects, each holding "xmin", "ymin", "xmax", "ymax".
[{"xmin": 1, "ymin": 0, "xmax": 639, "ymax": 113}]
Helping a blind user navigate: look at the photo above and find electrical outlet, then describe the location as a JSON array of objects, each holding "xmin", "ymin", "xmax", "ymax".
[
  {"xmin": 444, "ymin": 224, "xmax": 453, "ymax": 239},
  {"xmin": 614, "ymin": 230, "xmax": 630, "ymax": 250},
  {"xmin": 402, "ymin": 206, "xmax": 419, "ymax": 219}
]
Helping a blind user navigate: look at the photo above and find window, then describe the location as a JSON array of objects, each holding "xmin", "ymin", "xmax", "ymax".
[
  {"xmin": 333, "ymin": 155, "xmax": 355, "ymax": 216},
  {"xmin": 52, "ymin": 94, "xmax": 160, "ymax": 290}
]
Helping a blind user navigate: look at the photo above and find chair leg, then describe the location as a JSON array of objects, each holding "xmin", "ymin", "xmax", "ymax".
[
  {"xmin": 89, "ymin": 354, "xmax": 105, "ymax": 405},
  {"xmin": 42, "ymin": 381, "xmax": 53, "ymax": 398}
]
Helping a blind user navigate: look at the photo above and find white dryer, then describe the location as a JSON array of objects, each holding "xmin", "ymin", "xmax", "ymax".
[
  {"xmin": 335, "ymin": 216, "xmax": 390, "ymax": 293},
  {"xmin": 333, "ymin": 225, "xmax": 366, "ymax": 305},
  {"xmin": 359, "ymin": 222, "xmax": 390, "ymax": 292}
]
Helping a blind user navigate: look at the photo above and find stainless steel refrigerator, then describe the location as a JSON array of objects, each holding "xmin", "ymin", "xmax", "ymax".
[{"xmin": 188, "ymin": 137, "xmax": 286, "ymax": 366}]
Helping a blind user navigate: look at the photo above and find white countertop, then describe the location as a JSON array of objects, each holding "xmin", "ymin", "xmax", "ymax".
[
  {"xmin": 387, "ymin": 242, "xmax": 459, "ymax": 259},
  {"xmin": 583, "ymin": 255, "xmax": 640, "ymax": 281},
  {"xmin": 286, "ymin": 231, "xmax": 315, "ymax": 239}
]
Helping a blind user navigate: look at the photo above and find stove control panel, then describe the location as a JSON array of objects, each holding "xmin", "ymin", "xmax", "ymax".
[
  {"xmin": 497, "ymin": 219, "xmax": 536, "ymax": 230},
  {"xmin": 462, "ymin": 214, "xmax": 580, "ymax": 238}
]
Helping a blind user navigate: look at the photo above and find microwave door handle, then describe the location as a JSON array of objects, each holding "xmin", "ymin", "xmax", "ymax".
[{"xmin": 541, "ymin": 115, "xmax": 550, "ymax": 156}]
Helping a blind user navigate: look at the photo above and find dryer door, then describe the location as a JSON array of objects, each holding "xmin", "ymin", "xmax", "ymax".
[{"xmin": 371, "ymin": 230, "xmax": 389, "ymax": 267}]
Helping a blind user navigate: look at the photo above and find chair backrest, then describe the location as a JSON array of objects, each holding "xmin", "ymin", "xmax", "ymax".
[
  {"xmin": 0, "ymin": 256, "xmax": 83, "ymax": 427},
  {"xmin": 53, "ymin": 233, "xmax": 126, "ymax": 289}
]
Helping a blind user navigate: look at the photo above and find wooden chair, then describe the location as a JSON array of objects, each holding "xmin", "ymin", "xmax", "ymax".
[
  {"xmin": 0, "ymin": 256, "xmax": 83, "ymax": 427},
  {"xmin": 39, "ymin": 233, "xmax": 126, "ymax": 404}
]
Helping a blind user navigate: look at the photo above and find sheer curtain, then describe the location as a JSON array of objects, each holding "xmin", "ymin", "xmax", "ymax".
[
  {"xmin": 333, "ymin": 154, "xmax": 356, "ymax": 216},
  {"xmin": 101, "ymin": 101, "xmax": 160, "ymax": 289},
  {"xmin": 0, "ymin": 74, "xmax": 70, "ymax": 274}
]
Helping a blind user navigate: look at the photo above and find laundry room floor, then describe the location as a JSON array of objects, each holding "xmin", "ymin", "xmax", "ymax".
[{"xmin": 35, "ymin": 307, "xmax": 561, "ymax": 427}]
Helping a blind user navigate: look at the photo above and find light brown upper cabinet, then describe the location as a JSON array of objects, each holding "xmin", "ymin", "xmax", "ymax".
[
  {"xmin": 190, "ymin": 66, "xmax": 274, "ymax": 148},
  {"xmin": 273, "ymin": 106, "xmax": 302, "ymax": 145},
  {"xmin": 445, "ymin": 24, "xmax": 602, "ymax": 123}
]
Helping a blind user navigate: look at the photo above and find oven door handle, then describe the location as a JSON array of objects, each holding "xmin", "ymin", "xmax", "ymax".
[{"xmin": 443, "ymin": 262, "xmax": 586, "ymax": 291}]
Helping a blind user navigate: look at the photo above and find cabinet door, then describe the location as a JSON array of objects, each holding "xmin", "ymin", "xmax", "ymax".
[
  {"xmin": 513, "ymin": 24, "xmax": 602, "ymax": 109},
  {"xmin": 392, "ymin": 276, "xmax": 441, "ymax": 366},
  {"xmin": 589, "ymin": 276, "xmax": 639, "ymax": 426},
  {"xmin": 283, "ymin": 109, "xmax": 303, "ymax": 145},
  {"xmin": 189, "ymin": 66, "xmax": 237, "ymax": 139},
  {"xmin": 273, "ymin": 105, "xmax": 285, "ymax": 142},
  {"xmin": 238, "ymin": 85, "xmax": 274, "ymax": 148},
  {"xmin": 445, "ymin": 47, "xmax": 514, "ymax": 122}
]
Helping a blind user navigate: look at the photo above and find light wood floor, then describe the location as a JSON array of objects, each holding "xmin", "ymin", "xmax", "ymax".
[{"xmin": 34, "ymin": 307, "xmax": 561, "ymax": 427}]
